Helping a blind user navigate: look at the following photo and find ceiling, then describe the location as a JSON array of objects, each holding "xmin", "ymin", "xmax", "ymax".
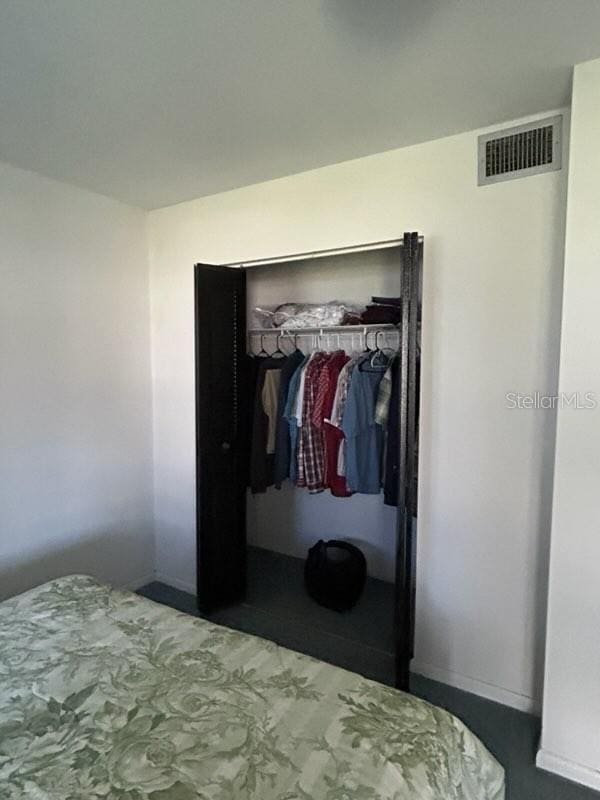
[{"xmin": 1, "ymin": 1, "xmax": 600, "ymax": 209}]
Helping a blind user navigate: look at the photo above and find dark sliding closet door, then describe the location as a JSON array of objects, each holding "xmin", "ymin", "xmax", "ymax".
[
  {"xmin": 395, "ymin": 231, "xmax": 422, "ymax": 691},
  {"xmin": 194, "ymin": 264, "xmax": 247, "ymax": 612}
]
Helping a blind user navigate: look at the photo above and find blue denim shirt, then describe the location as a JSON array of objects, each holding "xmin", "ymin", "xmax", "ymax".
[
  {"xmin": 283, "ymin": 355, "xmax": 310, "ymax": 482},
  {"xmin": 341, "ymin": 359, "xmax": 387, "ymax": 493}
]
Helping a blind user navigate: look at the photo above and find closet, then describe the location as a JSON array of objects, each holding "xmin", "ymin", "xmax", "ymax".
[{"xmin": 194, "ymin": 231, "xmax": 422, "ymax": 690}]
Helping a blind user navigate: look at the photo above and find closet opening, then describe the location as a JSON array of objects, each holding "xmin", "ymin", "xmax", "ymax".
[{"xmin": 194, "ymin": 232, "xmax": 422, "ymax": 690}]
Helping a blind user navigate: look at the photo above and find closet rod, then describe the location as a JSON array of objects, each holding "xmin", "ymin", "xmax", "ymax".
[
  {"xmin": 222, "ymin": 236, "xmax": 424, "ymax": 270},
  {"xmin": 248, "ymin": 323, "xmax": 398, "ymax": 335}
]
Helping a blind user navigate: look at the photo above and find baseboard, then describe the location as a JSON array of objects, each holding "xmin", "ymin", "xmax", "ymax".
[
  {"xmin": 537, "ymin": 749, "xmax": 600, "ymax": 792},
  {"xmin": 123, "ymin": 572, "xmax": 156, "ymax": 592},
  {"xmin": 154, "ymin": 572, "xmax": 197, "ymax": 595},
  {"xmin": 411, "ymin": 660, "xmax": 538, "ymax": 714}
]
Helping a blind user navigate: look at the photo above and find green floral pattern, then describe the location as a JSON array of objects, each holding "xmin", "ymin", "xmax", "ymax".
[{"xmin": 0, "ymin": 576, "xmax": 504, "ymax": 799}]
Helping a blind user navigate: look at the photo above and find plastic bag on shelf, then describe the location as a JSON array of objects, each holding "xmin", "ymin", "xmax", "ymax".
[
  {"xmin": 271, "ymin": 301, "xmax": 364, "ymax": 329},
  {"xmin": 248, "ymin": 307, "xmax": 276, "ymax": 329}
]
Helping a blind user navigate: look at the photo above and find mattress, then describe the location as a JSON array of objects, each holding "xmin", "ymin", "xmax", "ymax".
[{"xmin": 0, "ymin": 575, "xmax": 504, "ymax": 799}]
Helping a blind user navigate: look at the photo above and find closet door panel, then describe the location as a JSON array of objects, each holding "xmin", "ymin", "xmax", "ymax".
[
  {"xmin": 395, "ymin": 232, "xmax": 422, "ymax": 690},
  {"xmin": 194, "ymin": 263, "xmax": 247, "ymax": 612}
]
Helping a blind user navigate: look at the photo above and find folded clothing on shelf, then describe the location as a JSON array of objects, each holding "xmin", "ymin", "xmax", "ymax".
[
  {"xmin": 250, "ymin": 297, "xmax": 404, "ymax": 330},
  {"xmin": 340, "ymin": 310, "xmax": 362, "ymax": 326},
  {"xmin": 360, "ymin": 297, "xmax": 402, "ymax": 325},
  {"xmin": 371, "ymin": 296, "xmax": 402, "ymax": 307}
]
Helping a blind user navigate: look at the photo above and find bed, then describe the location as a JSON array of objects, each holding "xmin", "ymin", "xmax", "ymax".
[{"xmin": 0, "ymin": 575, "xmax": 504, "ymax": 799}]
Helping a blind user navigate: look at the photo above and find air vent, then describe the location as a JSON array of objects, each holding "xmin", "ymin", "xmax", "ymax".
[{"xmin": 478, "ymin": 116, "xmax": 562, "ymax": 186}]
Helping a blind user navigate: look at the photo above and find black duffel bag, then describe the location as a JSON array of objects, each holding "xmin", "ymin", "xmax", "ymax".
[{"xmin": 305, "ymin": 539, "xmax": 367, "ymax": 612}]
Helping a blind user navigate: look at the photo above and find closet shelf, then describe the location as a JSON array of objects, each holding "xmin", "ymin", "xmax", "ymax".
[{"xmin": 248, "ymin": 323, "xmax": 399, "ymax": 335}]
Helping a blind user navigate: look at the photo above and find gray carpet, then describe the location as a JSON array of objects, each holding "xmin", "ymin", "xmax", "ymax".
[{"xmin": 138, "ymin": 546, "xmax": 598, "ymax": 800}]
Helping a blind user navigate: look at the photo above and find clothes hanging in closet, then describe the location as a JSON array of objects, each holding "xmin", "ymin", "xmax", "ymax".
[
  {"xmin": 249, "ymin": 355, "xmax": 286, "ymax": 493},
  {"xmin": 297, "ymin": 351, "xmax": 331, "ymax": 492},
  {"xmin": 273, "ymin": 349, "xmax": 305, "ymax": 487},
  {"xmin": 324, "ymin": 353, "xmax": 363, "ymax": 496},
  {"xmin": 382, "ymin": 356, "xmax": 400, "ymax": 506},
  {"xmin": 320, "ymin": 352, "xmax": 351, "ymax": 497},
  {"xmin": 375, "ymin": 362, "xmax": 393, "ymax": 427},
  {"xmin": 341, "ymin": 357, "xmax": 387, "ymax": 494},
  {"xmin": 262, "ymin": 370, "xmax": 281, "ymax": 454},
  {"xmin": 383, "ymin": 354, "xmax": 420, "ymax": 508},
  {"xmin": 282, "ymin": 353, "xmax": 310, "ymax": 484},
  {"xmin": 248, "ymin": 346, "xmax": 402, "ymax": 500},
  {"xmin": 297, "ymin": 350, "xmax": 348, "ymax": 494}
]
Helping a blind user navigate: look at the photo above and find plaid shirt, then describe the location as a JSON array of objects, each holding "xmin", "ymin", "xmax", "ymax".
[
  {"xmin": 312, "ymin": 350, "xmax": 346, "ymax": 428},
  {"xmin": 296, "ymin": 353, "xmax": 329, "ymax": 492},
  {"xmin": 328, "ymin": 355, "xmax": 361, "ymax": 428}
]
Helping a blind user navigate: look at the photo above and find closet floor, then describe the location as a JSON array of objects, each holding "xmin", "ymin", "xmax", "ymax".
[{"xmin": 138, "ymin": 546, "xmax": 599, "ymax": 800}]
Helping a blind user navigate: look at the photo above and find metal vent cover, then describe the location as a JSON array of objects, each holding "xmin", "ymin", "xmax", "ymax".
[{"xmin": 478, "ymin": 115, "xmax": 562, "ymax": 186}]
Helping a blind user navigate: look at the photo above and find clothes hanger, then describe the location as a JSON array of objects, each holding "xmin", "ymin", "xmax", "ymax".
[
  {"xmin": 272, "ymin": 332, "xmax": 286, "ymax": 358},
  {"xmin": 282, "ymin": 329, "xmax": 303, "ymax": 355},
  {"xmin": 370, "ymin": 330, "xmax": 383, "ymax": 365},
  {"xmin": 257, "ymin": 333, "xmax": 270, "ymax": 358},
  {"xmin": 370, "ymin": 330, "xmax": 397, "ymax": 366}
]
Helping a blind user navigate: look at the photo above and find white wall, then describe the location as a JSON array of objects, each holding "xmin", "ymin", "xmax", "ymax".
[
  {"xmin": 148, "ymin": 109, "xmax": 568, "ymax": 711},
  {"xmin": 537, "ymin": 60, "xmax": 600, "ymax": 791},
  {"xmin": 0, "ymin": 161, "xmax": 154, "ymax": 597}
]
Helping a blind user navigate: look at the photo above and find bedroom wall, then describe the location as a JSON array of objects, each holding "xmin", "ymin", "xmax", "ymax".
[
  {"xmin": 148, "ymin": 108, "xmax": 568, "ymax": 711},
  {"xmin": 0, "ymin": 160, "xmax": 154, "ymax": 597},
  {"xmin": 537, "ymin": 58, "xmax": 600, "ymax": 791}
]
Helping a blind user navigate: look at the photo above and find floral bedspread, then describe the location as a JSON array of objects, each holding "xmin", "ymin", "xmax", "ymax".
[{"xmin": 0, "ymin": 575, "xmax": 504, "ymax": 799}]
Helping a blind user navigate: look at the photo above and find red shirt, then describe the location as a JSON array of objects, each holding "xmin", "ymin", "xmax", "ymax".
[{"xmin": 321, "ymin": 352, "xmax": 352, "ymax": 497}]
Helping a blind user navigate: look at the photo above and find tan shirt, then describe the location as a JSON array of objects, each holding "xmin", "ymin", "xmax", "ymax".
[{"xmin": 262, "ymin": 369, "xmax": 282, "ymax": 454}]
